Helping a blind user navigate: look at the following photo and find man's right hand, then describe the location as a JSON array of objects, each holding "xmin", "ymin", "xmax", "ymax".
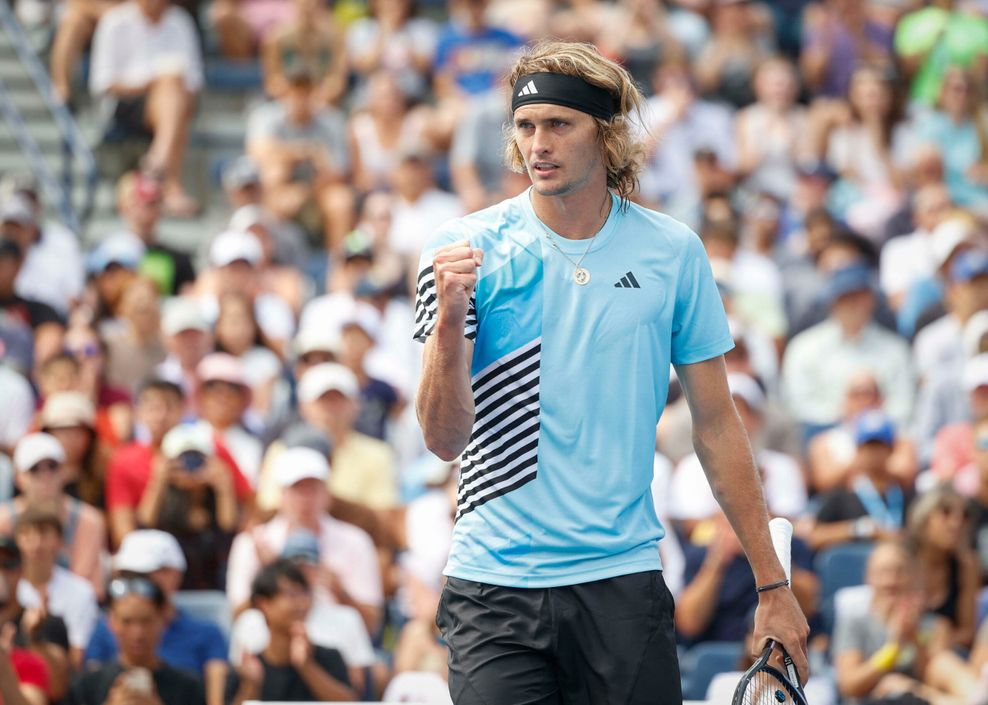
[{"xmin": 433, "ymin": 240, "xmax": 483, "ymax": 328}]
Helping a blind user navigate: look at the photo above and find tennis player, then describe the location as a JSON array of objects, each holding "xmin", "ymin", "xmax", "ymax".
[{"xmin": 414, "ymin": 40, "xmax": 809, "ymax": 704}]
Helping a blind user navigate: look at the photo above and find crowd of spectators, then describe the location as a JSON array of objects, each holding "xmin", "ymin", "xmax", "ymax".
[{"xmin": 0, "ymin": 0, "xmax": 987, "ymax": 701}]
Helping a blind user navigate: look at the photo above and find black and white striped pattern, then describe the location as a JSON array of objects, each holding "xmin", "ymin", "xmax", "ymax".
[
  {"xmin": 457, "ymin": 337, "xmax": 542, "ymax": 517},
  {"xmin": 413, "ymin": 265, "xmax": 478, "ymax": 342}
]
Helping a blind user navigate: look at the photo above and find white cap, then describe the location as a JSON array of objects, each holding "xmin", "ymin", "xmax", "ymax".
[
  {"xmin": 964, "ymin": 354, "xmax": 988, "ymax": 392},
  {"xmin": 273, "ymin": 446, "xmax": 330, "ymax": 487},
  {"xmin": 13, "ymin": 433, "xmax": 65, "ymax": 473},
  {"xmin": 114, "ymin": 529, "xmax": 187, "ymax": 573},
  {"xmin": 209, "ymin": 230, "xmax": 262, "ymax": 267},
  {"xmin": 160, "ymin": 422, "xmax": 214, "ymax": 460},
  {"xmin": 161, "ymin": 297, "xmax": 209, "ymax": 336},
  {"xmin": 340, "ymin": 301, "xmax": 382, "ymax": 342},
  {"xmin": 727, "ymin": 372, "xmax": 766, "ymax": 414},
  {"xmin": 0, "ymin": 194, "xmax": 36, "ymax": 226},
  {"xmin": 40, "ymin": 391, "xmax": 96, "ymax": 430},
  {"xmin": 197, "ymin": 353, "xmax": 249, "ymax": 388},
  {"xmin": 298, "ymin": 363, "xmax": 359, "ymax": 403},
  {"xmin": 933, "ymin": 219, "xmax": 974, "ymax": 269},
  {"xmin": 294, "ymin": 327, "xmax": 342, "ymax": 357}
]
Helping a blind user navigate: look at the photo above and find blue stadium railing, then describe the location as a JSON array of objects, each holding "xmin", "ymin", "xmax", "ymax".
[{"xmin": 0, "ymin": 0, "xmax": 97, "ymax": 233}]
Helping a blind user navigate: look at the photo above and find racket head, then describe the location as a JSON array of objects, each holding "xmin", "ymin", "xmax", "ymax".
[{"xmin": 731, "ymin": 640, "xmax": 808, "ymax": 705}]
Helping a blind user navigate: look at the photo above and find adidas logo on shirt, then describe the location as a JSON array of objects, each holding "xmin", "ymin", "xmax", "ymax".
[
  {"xmin": 614, "ymin": 271, "xmax": 641, "ymax": 288},
  {"xmin": 517, "ymin": 80, "xmax": 539, "ymax": 97}
]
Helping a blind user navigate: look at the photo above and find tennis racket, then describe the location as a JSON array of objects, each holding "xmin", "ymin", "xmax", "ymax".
[{"xmin": 731, "ymin": 518, "xmax": 808, "ymax": 705}]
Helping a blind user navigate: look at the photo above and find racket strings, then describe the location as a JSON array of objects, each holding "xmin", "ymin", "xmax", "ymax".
[{"xmin": 738, "ymin": 669, "xmax": 802, "ymax": 705}]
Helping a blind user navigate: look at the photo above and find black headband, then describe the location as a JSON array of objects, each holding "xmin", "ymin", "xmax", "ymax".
[{"xmin": 511, "ymin": 72, "xmax": 619, "ymax": 121}]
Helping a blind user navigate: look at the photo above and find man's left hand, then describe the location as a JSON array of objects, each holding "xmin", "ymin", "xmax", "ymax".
[{"xmin": 752, "ymin": 587, "xmax": 810, "ymax": 685}]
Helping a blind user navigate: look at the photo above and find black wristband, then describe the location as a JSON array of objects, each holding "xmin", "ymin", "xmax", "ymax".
[{"xmin": 755, "ymin": 579, "xmax": 790, "ymax": 593}]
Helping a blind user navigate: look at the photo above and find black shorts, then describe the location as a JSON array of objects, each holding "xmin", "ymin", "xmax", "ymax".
[
  {"xmin": 436, "ymin": 570, "xmax": 682, "ymax": 705},
  {"xmin": 111, "ymin": 96, "xmax": 152, "ymax": 139}
]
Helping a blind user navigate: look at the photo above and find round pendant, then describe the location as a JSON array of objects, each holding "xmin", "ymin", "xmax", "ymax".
[{"xmin": 573, "ymin": 267, "xmax": 590, "ymax": 285}]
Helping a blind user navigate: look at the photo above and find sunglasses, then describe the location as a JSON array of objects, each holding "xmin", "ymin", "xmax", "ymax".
[
  {"xmin": 108, "ymin": 577, "xmax": 163, "ymax": 604},
  {"xmin": 67, "ymin": 343, "xmax": 100, "ymax": 359},
  {"xmin": 27, "ymin": 460, "xmax": 60, "ymax": 476},
  {"xmin": 0, "ymin": 558, "xmax": 20, "ymax": 570}
]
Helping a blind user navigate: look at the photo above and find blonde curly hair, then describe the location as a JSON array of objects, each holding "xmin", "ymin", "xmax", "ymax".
[{"xmin": 504, "ymin": 40, "xmax": 647, "ymax": 204}]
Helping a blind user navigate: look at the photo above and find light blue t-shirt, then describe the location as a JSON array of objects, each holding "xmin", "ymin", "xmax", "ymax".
[{"xmin": 414, "ymin": 189, "xmax": 733, "ymax": 588}]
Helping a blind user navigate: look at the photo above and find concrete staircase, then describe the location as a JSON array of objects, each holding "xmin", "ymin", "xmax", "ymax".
[{"xmin": 0, "ymin": 15, "xmax": 260, "ymax": 263}]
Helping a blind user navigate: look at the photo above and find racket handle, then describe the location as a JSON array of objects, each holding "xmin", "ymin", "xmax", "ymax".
[{"xmin": 768, "ymin": 517, "xmax": 793, "ymax": 582}]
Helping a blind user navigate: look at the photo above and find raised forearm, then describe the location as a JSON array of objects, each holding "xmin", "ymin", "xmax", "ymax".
[
  {"xmin": 675, "ymin": 561, "xmax": 725, "ymax": 637},
  {"xmin": 416, "ymin": 322, "xmax": 475, "ymax": 461}
]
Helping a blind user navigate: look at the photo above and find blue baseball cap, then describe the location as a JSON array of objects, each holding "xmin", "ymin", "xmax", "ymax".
[
  {"xmin": 86, "ymin": 233, "xmax": 145, "ymax": 274},
  {"xmin": 950, "ymin": 249, "xmax": 988, "ymax": 283},
  {"xmin": 281, "ymin": 530, "xmax": 320, "ymax": 564},
  {"xmin": 854, "ymin": 410, "xmax": 895, "ymax": 447},
  {"xmin": 825, "ymin": 264, "xmax": 873, "ymax": 305}
]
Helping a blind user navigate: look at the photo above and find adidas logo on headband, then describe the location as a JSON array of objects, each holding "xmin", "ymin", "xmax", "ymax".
[{"xmin": 517, "ymin": 80, "xmax": 538, "ymax": 97}]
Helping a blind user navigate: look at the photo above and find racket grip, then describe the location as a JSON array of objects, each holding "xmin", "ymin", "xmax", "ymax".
[{"xmin": 768, "ymin": 517, "xmax": 793, "ymax": 582}]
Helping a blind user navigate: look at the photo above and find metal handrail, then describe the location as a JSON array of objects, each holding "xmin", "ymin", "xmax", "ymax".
[{"xmin": 0, "ymin": 0, "xmax": 97, "ymax": 229}]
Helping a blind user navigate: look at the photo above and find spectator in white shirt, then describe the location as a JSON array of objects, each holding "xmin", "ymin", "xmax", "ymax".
[
  {"xmin": 225, "ymin": 447, "xmax": 384, "ymax": 634},
  {"xmin": 14, "ymin": 507, "xmax": 98, "ymax": 670},
  {"xmin": 387, "ymin": 147, "xmax": 463, "ymax": 257},
  {"xmin": 783, "ymin": 263, "xmax": 914, "ymax": 434},
  {"xmin": 89, "ymin": 0, "xmax": 203, "ymax": 216}
]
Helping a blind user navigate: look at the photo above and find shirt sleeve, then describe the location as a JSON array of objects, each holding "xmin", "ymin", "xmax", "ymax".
[
  {"xmin": 201, "ymin": 623, "xmax": 229, "ymax": 663},
  {"xmin": 105, "ymin": 447, "xmax": 140, "ymax": 510},
  {"xmin": 412, "ymin": 229, "xmax": 478, "ymax": 343},
  {"xmin": 11, "ymin": 649, "xmax": 49, "ymax": 692},
  {"xmin": 670, "ymin": 229, "xmax": 734, "ymax": 365}
]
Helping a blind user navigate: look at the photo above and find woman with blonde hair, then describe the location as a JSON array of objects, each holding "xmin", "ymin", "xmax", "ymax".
[
  {"xmin": 906, "ymin": 485, "xmax": 981, "ymax": 649},
  {"xmin": 415, "ymin": 39, "xmax": 808, "ymax": 704}
]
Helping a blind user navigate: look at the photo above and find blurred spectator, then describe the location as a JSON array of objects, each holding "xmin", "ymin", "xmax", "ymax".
[
  {"xmin": 85, "ymin": 531, "xmax": 228, "ymax": 705},
  {"xmin": 225, "ymin": 560, "xmax": 355, "ymax": 704},
  {"xmin": 809, "ymin": 411, "xmax": 911, "ymax": 550},
  {"xmin": 0, "ymin": 239, "xmax": 65, "ymax": 371},
  {"xmin": 226, "ymin": 209, "xmax": 308, "ymax": 306},
  {"xmin": 735, "ymin": 57, "xmax": 809, "ymax": 202},
  {"xmin": 818, "ymin": 65, "xmax": 905, "ymax": 240},
  {"xmin": 799, "ymin": 0, "xmax": 894, "ymax": 98},
  {"xmin": 39, "ymin": 392, "xmax": 110, "ymax": 510},
  {"xmin": 639, "ymin": 59, "xmax": 736, "ymax": 227},
  {"xmin": 675, "ymin": 513, "xmax": 818, "ymax": 644},
  {"xmin": 227, "ymin": 447, "xmax": 383, "ymax": 633},
  {"xmin": 893, "ymin": 0, "xmax": 988, "ymax": 107},
  {"xmin": 879, "ymin": 184, "xmax": 955, "ymax": 311},
  {"xmin": 103, "ymin": 278, "xmax": 167, "ymax": 396},
  {"xmin": 246, "ymin": 68, "xmax": 353, "ymax": 251},
  {"xmin": 908, "ymin": 66, "xmax": 988, "ymax": 215},
  {"xmin": 387, "ymin": 149, "xmax": 463, "ymax": 258},
  {"xmin": 113, "ymin": 173, "xmax": 197, "ymax": 296},
  {"xmin": 258, "ymin": 363, "xmax": 397, "ymax": 512},
  {"xmin": 49, "ymin": 0, "xmax": 122, "ymax": 103},
  {"xmin": 104, "ymin": 379, "xmax": 183, "ymax": 546},
  {"xmin": 85, "ymin": 233, "xmax": 144, "ymax": 330},
  {"xmin": 0, "ymin": 362, "xmax": 34, "ymax": 466},
  {"xmin": 449, "ymin": 90, "xmax": 516, "ymax": 214},
  {"xmin": 0, "ymin": 433, "xmax": 106, "ymax": 597},
  {"xmin": 832, "ymin": 541, "xmax": 985, "ymax": 704},
  {"xmin": 212, "ymin": 293, "xmax": 285, "ymax": 426},
  {"xmin": 14, "ymin": 507, "xmax": 98, "ymax": 668},
  {"xmin": 348, "ymin": 71, "xmax": 431, "ymax": 193},
  {"xmin": 906, "ymin": 486, "xmax": 980, "ymax": 649},
  {"xmin": 89, "ymin": 0, "xmax": 203, "ymax": 216},
  {"xmin": 346, "ymin": 0, "xmax": 438, "ymax": 102},
  {"xmin": 260, "ymin": 0, "xmax": 347, "ymax": 106},
  {"xmin": 915, "ymin": 248, "xmax": 988, "ymax": 384},
  {"xmin": 196, "ymin": 354, "xmax": 263, "ymax": 486},
  {"xmin": 136, "ymin": 422, "xmax": 252, "ymax": 589},
  {"xmin": 0, "ymin": 190, "xmax": 83, "ymax": 317},
  {"xmin": 595, "ymin": 0, "xmax": 681, "ymax": 92},
  {"xmin": 201, "ymin": 231, "xmax": 296, "ymax": 356},
  {"xmin": 157, "ymin": 298, "xmax": 213, "ymax": 404},
  {"xmin": 68, "ymin": 575, "xmax": 205, "ymax": 705},
  {"xmin": 62, "ymin": 324, "xmax": 133, "ymax": 446},
  {"xmin": 668, "ymin": 372, "xmax": 806, "ymax": 531},
  {"xmin": 807, "ymin": 370, "xmax": 916, "ymax": 493},
  {"xmin": 783, "ymin": 264, "xmax": 913, "ymax": 431},
  {"xmin": 693, "ymin": 0, "xmax": 773, "ymax": 109},
  {"xmin": 0, "ymin": 535, "xmax": 71, "ymax": 703}
]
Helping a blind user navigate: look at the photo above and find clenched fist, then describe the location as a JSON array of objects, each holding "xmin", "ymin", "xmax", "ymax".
[{"xmin": 433, "ymin": 240, "xmax": 484, "ymax": 328}]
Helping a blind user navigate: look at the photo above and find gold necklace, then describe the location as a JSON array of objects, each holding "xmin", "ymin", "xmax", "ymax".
[{"xmin": 530, "ymin": 190, "xmax": 611, "ymax": 286}]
